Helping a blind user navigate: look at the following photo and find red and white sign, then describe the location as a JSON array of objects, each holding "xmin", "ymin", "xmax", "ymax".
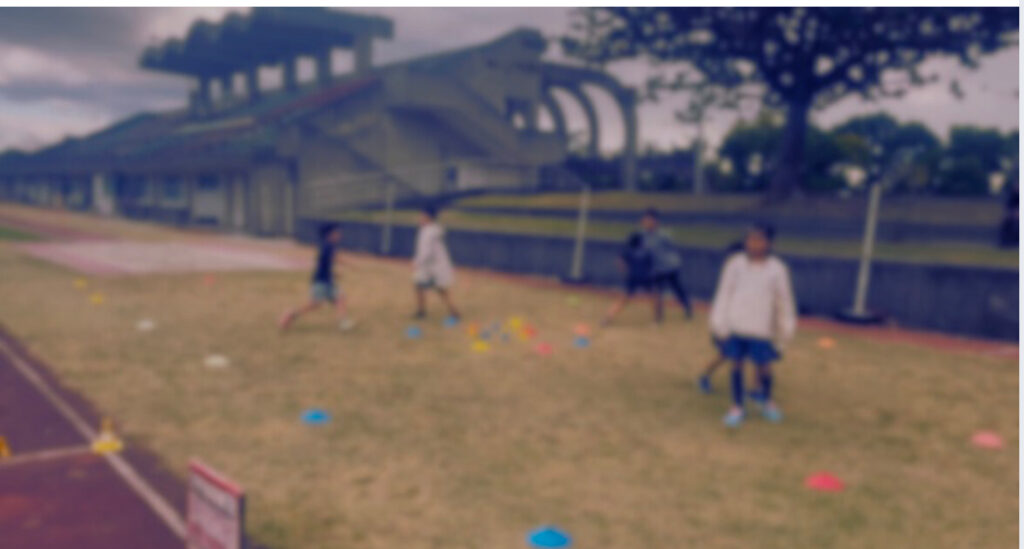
[{"xmin": 187, "ymin": 459, "xmax": 245, "ymax": 549}]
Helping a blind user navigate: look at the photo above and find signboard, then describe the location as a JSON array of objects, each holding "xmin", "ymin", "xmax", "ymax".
[{"xmin": 186, "ymin": 459, "xmax": 245, "ymax": 549}]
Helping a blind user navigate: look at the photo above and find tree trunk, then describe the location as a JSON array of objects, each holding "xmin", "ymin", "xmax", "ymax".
[{"xmin": 766, "ymin": 98, "xmax": 810, "ymax": 203}]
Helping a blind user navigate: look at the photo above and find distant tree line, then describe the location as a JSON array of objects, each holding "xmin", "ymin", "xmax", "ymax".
[{"xmin": 568, "ymin": 112, "xmax": 1018, "ymax": 196}]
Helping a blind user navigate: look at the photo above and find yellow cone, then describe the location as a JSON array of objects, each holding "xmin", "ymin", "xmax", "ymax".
[
  {"xmin": 91, "ymin": 418, "xmax": 123, "ymax": 455},
  {"xmin": 0, "ymin": 436, "xmax": 10, "ymax": 459},
  {"xmin": 73, "ymin": 279, "xmax": 88, "ymax": 290},
  {"xmin": 89, "ymin": 293, "xmax": 105, "ymax": 305},
  {"xmin": 471, "ymin": 340, "xmax": 490, "ymax": 353}
]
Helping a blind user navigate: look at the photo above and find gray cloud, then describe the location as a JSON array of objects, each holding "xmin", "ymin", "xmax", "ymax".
[{"xmin": 0, "ymin": 7, "xmax": 1017, "ymax": 153}]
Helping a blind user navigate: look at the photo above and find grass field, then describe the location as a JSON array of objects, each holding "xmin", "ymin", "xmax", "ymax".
[
  {"xmin": 0, "ymin": 225, "xmax": 35, "ymax": 241},
  {"xmin": 334, "ymin": 209, "xmax": 1019, "ymax": 268},
  {"xmin": 456, "ymin": 191, "xmax": 1005, "ymax": 227},
  {"xmin": 0, "ymin": 211, "xmax": 1016, "ymax": 549}
]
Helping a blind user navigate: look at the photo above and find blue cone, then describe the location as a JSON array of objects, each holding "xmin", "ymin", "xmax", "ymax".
[
  {"xmin": 573, "ymin": 336, "xmax": 590, "ymax": 349},
  {"xmin": 301, "ymin": 408, "xmax": 331, "ymax": 425},
  {"xmin": 443, "ymin": 316, "xmax": 459, "ymax": 328},
  {"xmin": 406, "ymin": 325, "xmax": 423, "ymax": 339},
  {"xmin": 527, "ymin": 526, "xmax": 572, "ymax": 548}
]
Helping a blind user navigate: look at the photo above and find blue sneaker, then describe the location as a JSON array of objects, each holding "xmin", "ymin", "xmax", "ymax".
[
  {"xmin": 762, "ymin": 404, "xmax": 783, "ymax": 423},
  {"xmin": 722, "ymin": 408, "xmax": 745, "ymax": 428},
  {"xmin": 698, "ymin": 376, "xmax": 713, "ymax": 394}
]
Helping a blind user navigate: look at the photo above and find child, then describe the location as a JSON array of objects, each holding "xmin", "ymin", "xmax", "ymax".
[
  {"xmin": 709, "ymin": 223, "xmax": 796, "ymax": 427},
  {"xmin": 697, "ymin": 239, "xmax": 745, "ymax": 394},
  {"xmin": 601, "ymin": 232, "xmax": 654, "ymax": 326},
  {"xmin": 640, "ymin": 208, "xmax": 693, "ymax": 321},
  {"xmin": 412, "ymin": 206, "xmax": 460, "ymax": 319},
  {"xmin": 279, "ymin": 223, "xmax": 356, "ymax": 332}
]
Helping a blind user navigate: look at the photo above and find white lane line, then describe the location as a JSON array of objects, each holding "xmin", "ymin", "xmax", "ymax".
[
  {"xmin": 0, "ymin": 340, "xmax": 185, "ymax": 538},
  {"xmin": 0, "ymin": 444, "xmax": 91, "ymax": 468}
]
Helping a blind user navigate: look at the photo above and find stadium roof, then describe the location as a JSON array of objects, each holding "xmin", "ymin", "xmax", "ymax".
[{"xmin": 140, "ymin": 8, "xmax": 394, "ymax": 78}]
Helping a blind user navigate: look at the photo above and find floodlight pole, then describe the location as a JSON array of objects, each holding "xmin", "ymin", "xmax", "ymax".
[
  {"xmin": 380, "ymin": 181, "xmax": 395, "ymax": 255},
  {"xmin": 569, "ymin": 183, "xmax": 591, "ymax": 280},
  {"xmin": 851, "ymin": 180, "xmax": 882, "ymax": 317}
]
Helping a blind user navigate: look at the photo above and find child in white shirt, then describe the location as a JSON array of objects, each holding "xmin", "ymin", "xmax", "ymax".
[
  {"xmin": 709, "ymin": 223, "xmax": 797, "ymax": 427},
  {"xmin": 412, "ymin": 206, "xmax": 460, "ymax": 320}
]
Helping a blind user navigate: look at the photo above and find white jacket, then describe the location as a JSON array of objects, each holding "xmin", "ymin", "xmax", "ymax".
[
  {"xmin": 709, "ymin": 253, "xmax": 797, "ymax": 346},
  {"xmin": 412, "ymin": 222, "xmax": 455, "ymax": 287}
]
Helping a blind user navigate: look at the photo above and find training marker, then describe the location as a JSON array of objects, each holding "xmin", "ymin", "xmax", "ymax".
[
  {"xmin": 0, "ymin": 436, "xmax": 10, "ymax": 459},
  {"xmin": 91, "ymin": 418, "xmax": 124, "ymax": 455}
]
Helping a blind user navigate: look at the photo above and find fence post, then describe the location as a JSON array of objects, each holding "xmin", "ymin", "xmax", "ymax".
[
  {"xmin": 852, "ymin": 181, "xmax": 881, "ymax": 315},
  {"xmin": 837, "ymin": 180, "xmax": 886, "ymax": 324},
  {"xmin": 569, "ymin": 183, "xmax": 591, "ymax": 280},
  {"xmin": 380, "ymin": 182, "xmax": 395, "ymax": 255}
]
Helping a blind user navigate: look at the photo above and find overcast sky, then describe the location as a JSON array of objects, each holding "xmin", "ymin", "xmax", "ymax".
[{"xmin": 0, "ymin": 7, "xmax": 1018, "ymax": 154}]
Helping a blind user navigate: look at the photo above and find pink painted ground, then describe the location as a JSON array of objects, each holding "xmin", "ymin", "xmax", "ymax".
[{"xmin": 19, "ymin": 240, "xmax": 308, "ymax": 276}]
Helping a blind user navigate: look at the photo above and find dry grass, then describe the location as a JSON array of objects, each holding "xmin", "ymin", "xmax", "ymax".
[
  {"xmin": 335, "ymin": 209, "xmax": 1019, "ymax": 268},
  {"xmin": 458, "ymin": 191, "xmax": 1004, "ymax": 226},
  {"xmin": 0, "ymin": 213, "xmax": 1016, "ymax": 549}
]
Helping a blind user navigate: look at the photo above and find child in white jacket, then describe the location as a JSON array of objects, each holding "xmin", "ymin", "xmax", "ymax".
[
  {"xmin": 709, "ymin": 223, "xmax": 797, "ymax": 428},
  {"xmin": 412, "ymin": 206, "xmax": 460, "ymax": 320}
]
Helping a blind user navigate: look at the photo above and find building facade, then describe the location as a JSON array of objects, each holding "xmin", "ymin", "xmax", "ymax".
[{"xmin": 0, "ymin": 8, "xmax": 637, "ymax": 236}]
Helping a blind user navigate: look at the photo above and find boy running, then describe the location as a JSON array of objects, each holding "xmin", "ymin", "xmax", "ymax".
[
  {"xmin": 640, "ymin": 208, "xmax": 693, "ymax": 321},
  {"xmin": 279, "ymin": 223, "xmax": 356, "ymax": 332},
  {"xmin": 412, "ymin": 206, "xmax": 460, "ymax": 319},
  {"xmin": 709, "ymin": 223, "xmax": 797, "ymax": 427},
  {"xmin": 601, "ymin": 232, "xmax": 654, "ymax": 326}
]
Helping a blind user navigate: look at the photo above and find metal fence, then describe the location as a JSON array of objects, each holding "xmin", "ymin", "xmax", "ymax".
[{"xmin": 296, "ymin": 218, "xmax": 1019, "ymax": 341}]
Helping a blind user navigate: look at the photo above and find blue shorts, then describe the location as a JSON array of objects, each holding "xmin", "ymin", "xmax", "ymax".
[
  {"xmin": 722, "ymin": 336, "xmax": 779, "ymax": 365},
  {"xmin": 310, "ymin": 281, "xmax": 339, "ymax": 303},
  {"xmin": 711, "ymin": 336, "xmax": 728, "ymax": 355}
]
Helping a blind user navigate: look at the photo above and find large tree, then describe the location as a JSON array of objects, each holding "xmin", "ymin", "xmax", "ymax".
[
  {"xmin": 564, "ymin": 7, "xmax": 1018, "ymax": 200},
  {"xmin": 832, "ymin": 113, "xmax": 942, "ymax": 191},
  {"xmin": 718, "ymin": 112, "xmax": 845, "ymax": 192}
]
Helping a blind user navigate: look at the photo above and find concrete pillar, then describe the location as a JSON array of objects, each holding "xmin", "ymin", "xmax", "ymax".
[
  {"xmin": 246, "ymin": 67, "xmax": 260, "ymax": 102},
  {"xmin": 525, "ymin": 101, "xmax": 540, "ymax": 132},
  {"xmin": 197, "ymin": 77, "xmax": 213, "ymax": 114},
  {"xmin": 354, "ymin": 35, "xmax": 372, "ymax": 74},
  {"xmin": 566, "ymin": 85, "xmax": 599, "ymax": 157},
  {"xmin": 283, "ymin": 58, "xmax": 298, "ymax": 91},
  {"xmin": 315, "ymin": 50, "xmax": 332, "ymax": 85},
  {"xmin": 619, "ymin": 89, "xmax": 638, "ymax": 192},
  {"xmin": 189, "ymin": 77, "xmax": 211, "ymax": 116},
  {"xmin": 219, "ymin": 74, "xmax": 235, "ymax": 101},
  {"xmin": 185, "ymin": 176, "xmax": 196, "ymax": 225},
  {"xmin": 541, "ymin": 88, "xmax": 568, "ymax": 139}
]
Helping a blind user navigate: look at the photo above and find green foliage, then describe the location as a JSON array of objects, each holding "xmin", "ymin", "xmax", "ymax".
[
  {"xmin": 564, "ymin": 7, "xmax": 1019, "ymax": 197},
  {"xmin": 831, "ymin": 113, "xmax": 943, "ymax": 192},
  {"xmin": 936, "ymin": 157, "xmax": 990, "ymax": 195}
]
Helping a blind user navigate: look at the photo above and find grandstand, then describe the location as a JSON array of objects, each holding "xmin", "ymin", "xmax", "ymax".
[{"xmin": 0, "ymin": 7, "xmax": 637, "ymax": 236}]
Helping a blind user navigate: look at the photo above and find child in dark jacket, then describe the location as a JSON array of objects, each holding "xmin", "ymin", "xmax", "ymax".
[{"xmin": 601, "ymin": 232, "xmax": 654, "ymax": 326}]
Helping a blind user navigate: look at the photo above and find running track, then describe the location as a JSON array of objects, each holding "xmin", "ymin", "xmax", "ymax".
[{"xmin": 0, "ymin": 327, "xmax": 185, "ymax": 549}]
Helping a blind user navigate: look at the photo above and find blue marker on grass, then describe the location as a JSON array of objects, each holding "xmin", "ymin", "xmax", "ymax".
[
  {"xmin": 527, "ymin": 526, "xmax": 572, "ymax": 548},
  {"xmin": 301, "ymin": 408, "xmax": 331, "ymax": 425}
]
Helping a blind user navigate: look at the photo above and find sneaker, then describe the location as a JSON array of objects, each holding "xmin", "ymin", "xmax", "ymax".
[
  {"xmin": 339, "ymin": 318, "xmax": 357, "ymax": 331},
  {"xmin": 722, "ymin": 408, "xmax": 745, "ymax": 428},
  {"xmin": 762, "ymin": 403, "xmax": 783, "ymax": 423},
  {"xmin": 698, "ymin": 376, "xmax": 713, "ymax": 394}
]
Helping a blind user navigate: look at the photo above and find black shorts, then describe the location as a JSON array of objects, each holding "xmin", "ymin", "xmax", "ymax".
[{"xmin": 624, "ymin": 278, "xmax": 652, "ymax": 295}]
